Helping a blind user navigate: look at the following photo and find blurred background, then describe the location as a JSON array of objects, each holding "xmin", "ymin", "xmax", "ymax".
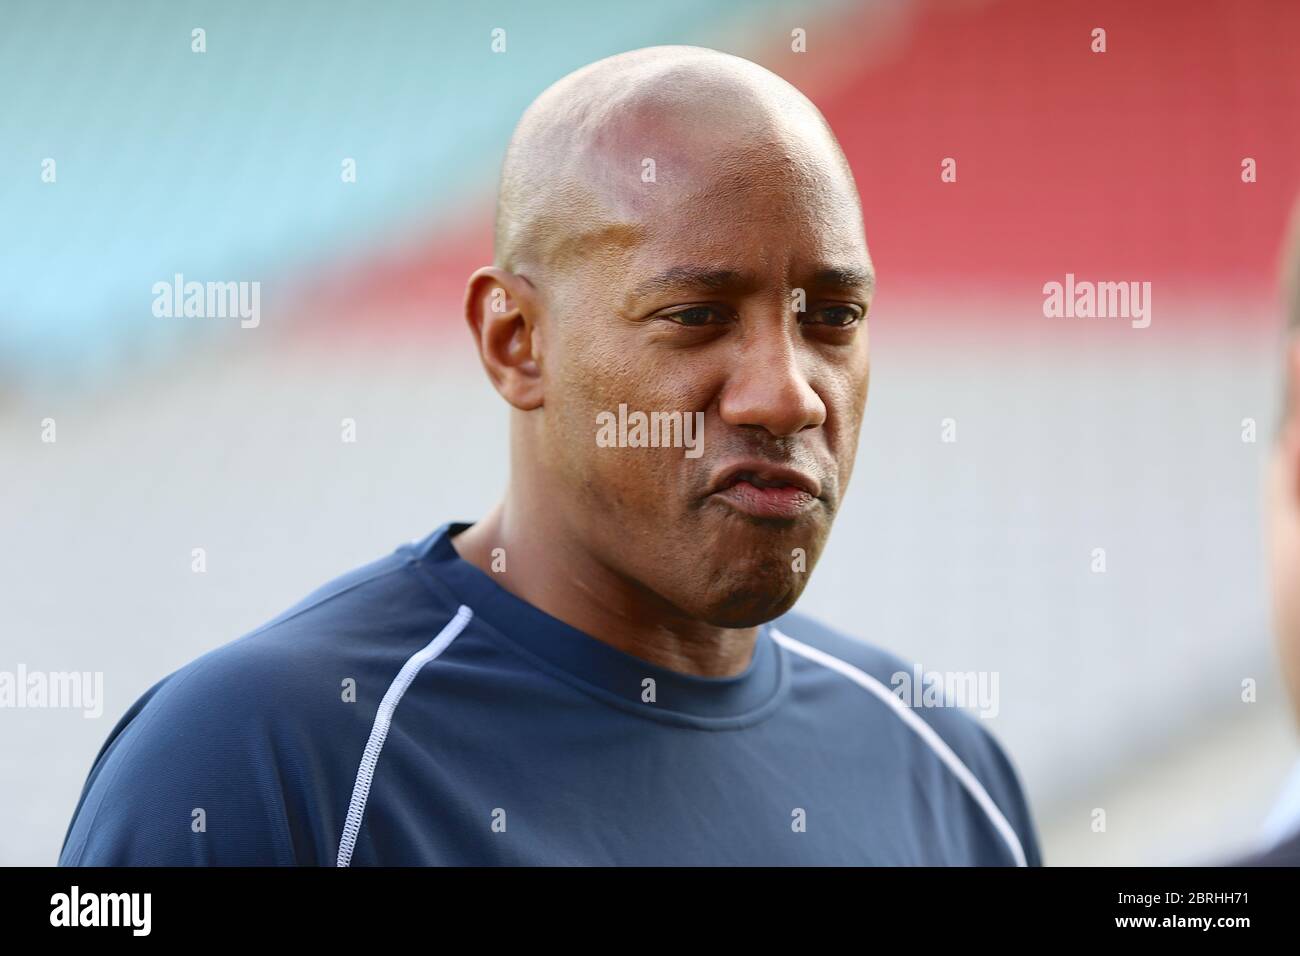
[{"xmin": 4, "ymin": 0, "xmax": 1300, "ymax": 865}]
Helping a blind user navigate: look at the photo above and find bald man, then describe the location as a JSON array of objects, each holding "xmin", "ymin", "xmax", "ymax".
[{"xmin": 59, "ymin": 47, "xmax": 1041, "ymax": 866}]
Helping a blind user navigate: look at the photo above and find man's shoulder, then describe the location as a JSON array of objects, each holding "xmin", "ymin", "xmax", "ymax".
[
  {"xmin": 238, "ymin": 536, "xmax": 460, "ymax": 652},
  {"xmin": 772, "ymin": 608, "xmax": 916, "ymax": 686},
  {"xmin": 772, "ymin": 608, "xmax": 1043, "ymax": 866},
  {"xmin": 772, "ymin": 609, "xmax": 998, "ymax": 754},
  {"xmin": 59, "ymin": 538, "xmax": 463, "ymax": 866},
  {"xmin": 137, "ymin": 541, "xmax": 458, "ymax": 709}
]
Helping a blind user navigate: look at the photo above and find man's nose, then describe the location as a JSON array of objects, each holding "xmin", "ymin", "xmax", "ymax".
[{"xmin": 717, "ymin": 326, "xmax": 826, "ymax": 437}]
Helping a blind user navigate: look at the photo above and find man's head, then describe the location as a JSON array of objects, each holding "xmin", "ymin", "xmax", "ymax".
[
  {"xmin": 1269, "ymin": 197, "xmax": 1300, "ymax": 724},
  {"xmin": 464, "ymin": 46, "xmax": 873, "ymax": 628}
]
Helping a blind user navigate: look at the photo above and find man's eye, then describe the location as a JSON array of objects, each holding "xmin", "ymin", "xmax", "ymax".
[
  {"xmin": 807, "ymin": 305, "xmax": 863, "ymax": 327},
  {"xmin": 664, "ymin": 306, "xmax": 724, "ymax": 327}
]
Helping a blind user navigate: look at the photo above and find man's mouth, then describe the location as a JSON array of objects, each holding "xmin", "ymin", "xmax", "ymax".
[{"xmin": 708, "ymin": 463, "xmax": 822, "ymax": 520}]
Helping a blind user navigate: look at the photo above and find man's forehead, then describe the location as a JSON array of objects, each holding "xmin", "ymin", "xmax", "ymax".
[
  {"xmin": 539, "ymin": 149, "xmax": 866, "ymax": 286},
  {"xmin": 582, "ymin": 121, "xmax": 853, "ymax": 220}
]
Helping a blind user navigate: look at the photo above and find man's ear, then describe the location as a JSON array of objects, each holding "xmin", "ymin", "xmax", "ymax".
[{"xmin": 463, "ymin": 266, "xmax": 544, "ymax": 410}]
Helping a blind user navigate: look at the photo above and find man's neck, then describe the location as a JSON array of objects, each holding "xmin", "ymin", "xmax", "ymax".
[{"xmin": 449, "ymin": 500, "xmax": 761, "ymax": 678}]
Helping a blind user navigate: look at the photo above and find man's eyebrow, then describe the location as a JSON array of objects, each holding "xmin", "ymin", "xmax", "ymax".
[
  {"xmin": 627, "ymin": 264, "xmax": 876, "ymax": 305},
  {"xmin": 808, "ymin": 266, "xmax": 876, "ymax": 294},
  {"xmin": 628, "ymin": 267, "xmax": 758, "ymax": 302}
]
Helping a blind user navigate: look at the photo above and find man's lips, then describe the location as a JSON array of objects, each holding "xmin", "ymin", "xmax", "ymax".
[{"xmin": 706, "ymin": 461, "xmax": 823, "ymax": 519}]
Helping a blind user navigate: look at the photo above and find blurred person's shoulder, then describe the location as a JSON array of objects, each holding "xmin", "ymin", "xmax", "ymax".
[
  {"xmin": 771, "ymin": 607, "xmax": 1043, "ymax": 866},
  {"xmin": 58, "ymin": 530, "xmax": 461, "ymax": 866},
  {"xmin": 1225, "ymin": 828, "xmax": 1300, "ymax": 866}
]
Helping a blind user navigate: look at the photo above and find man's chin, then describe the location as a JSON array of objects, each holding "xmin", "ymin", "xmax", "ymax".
[
  {"xmin": 692, "ymin": 577, "xmax": 806, "ymax": 629},
  {"xmin": 701, "ymin": 599, "xmax": 798, "ymax": 629},
  {"xmin": 669, "ymin": 523, "xmax": 824, "ymax": 626}
]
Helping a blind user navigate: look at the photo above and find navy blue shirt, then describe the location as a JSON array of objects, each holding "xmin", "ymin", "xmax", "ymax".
[{"xmin": 59, "ymin": 522, "xmax": 1042, "ymax": 866}]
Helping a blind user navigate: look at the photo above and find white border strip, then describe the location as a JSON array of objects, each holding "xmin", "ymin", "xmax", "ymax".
[
  {"xmin": 771, "ymin": 627, "xmax": 1028, "ymax": 867},
  {"xmin": 336, "ymin": 604, "xmax": 474, "ymax": 867}
]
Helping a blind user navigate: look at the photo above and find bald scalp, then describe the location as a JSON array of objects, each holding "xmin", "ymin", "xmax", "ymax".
[{"xmin": 493, "ymin": 45, "xmax": 856, "ymax": 279}]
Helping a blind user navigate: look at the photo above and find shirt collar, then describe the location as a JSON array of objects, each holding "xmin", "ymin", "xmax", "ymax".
[{"xmin": 415, "ymin": 521, "xmax": 789, "ymax": 728}]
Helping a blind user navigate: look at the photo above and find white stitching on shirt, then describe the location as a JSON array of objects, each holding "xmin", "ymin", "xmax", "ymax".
[
  {"xmin": 336, "ymin": 605, "xmax": 474, "ymax": 867},
  {"xmin": 771, "ymin": 627, "xmax": 1029, "ymax": 867}
]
